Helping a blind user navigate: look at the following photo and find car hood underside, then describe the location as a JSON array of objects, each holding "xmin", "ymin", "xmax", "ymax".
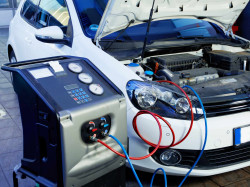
[{"xmin": 95, "ymin": 0, "xmax": 249, "ymax": 41}]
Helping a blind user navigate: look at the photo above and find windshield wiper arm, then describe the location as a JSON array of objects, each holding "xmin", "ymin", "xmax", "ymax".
[
  {"xmin": 141, "ymin": 0, "xmax": 156, "ymax": 60},
  {"xmin": 105, "ymin": 19, "xmax": 135, "ymax": 50},
  {"xmin": 177, "ymin": 35, "xmax": 206, "ymax": 39}
]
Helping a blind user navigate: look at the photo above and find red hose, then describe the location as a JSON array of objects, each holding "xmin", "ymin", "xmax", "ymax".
[
  {"xmin": 98, "ymin": 80, "xmax": 193, "ymax": 159},
  {"xmin": 133, "ymin": 112, "xmax": 175, "ymax": 149},
  {"xmin": 156, "ymin": 80, "xmax": 194, "ymax": 147},
  {"xmin": 98, "ymin": 110, "xmax": 174, "ymax": 160}
]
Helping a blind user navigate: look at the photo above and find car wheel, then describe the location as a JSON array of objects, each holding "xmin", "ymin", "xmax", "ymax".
[{"xmin": 9, "ymin": 50, "xmax": 17, "ymax": 63}]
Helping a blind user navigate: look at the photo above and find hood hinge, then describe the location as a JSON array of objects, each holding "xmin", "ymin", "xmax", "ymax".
[
  {"xmin": 95, "ymin": 20, "xmax": 109, "ymax": 49},
  {"xmin": 225, "ymin": 25, "xmax": 235, "ymax": 39}
]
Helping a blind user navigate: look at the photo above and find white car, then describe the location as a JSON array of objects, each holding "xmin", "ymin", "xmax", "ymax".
[{"xmin": 7, "ymin": 0, "xmax": 250, "ymax": 177}]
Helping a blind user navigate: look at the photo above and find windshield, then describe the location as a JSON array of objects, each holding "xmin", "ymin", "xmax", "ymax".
[{"xmin": 73, "ymin": 0, "xmax": 226, "ymax": 41}]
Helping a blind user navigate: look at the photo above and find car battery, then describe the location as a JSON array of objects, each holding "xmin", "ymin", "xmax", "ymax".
[
  {"xmin": 207, "ymin": 50, "xmax": 243, "ymax": 71},
  {"xmin": 1, "ymin": 56, "xmax": 127, "ymax": 187},
  {"xmin": 236, "ymin": 51, "xmax": 250, "ymax": 71}
]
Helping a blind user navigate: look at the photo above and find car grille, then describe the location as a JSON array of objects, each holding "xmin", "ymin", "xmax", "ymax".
[
  {"xmin": 202, "ymin": 144, "xmax": 250, "ymax": 167},
  {"xmin": 150, "ymin": 142, "xmax": 250, "ymax": 169},
  {"xmin": 203, "ymin": 97, "xmax": 250, "ymax": 117}
]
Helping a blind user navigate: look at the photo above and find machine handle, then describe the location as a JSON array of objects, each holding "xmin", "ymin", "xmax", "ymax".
[{"xmin": 1, "ymin": 56, "xmax": 68, "ymax": 72}]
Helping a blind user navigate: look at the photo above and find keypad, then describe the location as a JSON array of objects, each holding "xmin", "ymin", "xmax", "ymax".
[{"xmin": 68, "ymin": 88, "xmax": 92, "ymax": 104}]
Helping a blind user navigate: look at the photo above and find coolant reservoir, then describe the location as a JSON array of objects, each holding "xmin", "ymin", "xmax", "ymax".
[
  {"xmin": 127, "ymin": 63, "xmax": 144, "ymax": 76},
  {"xmin": 142, "ymin": 71, "xmax": 154, "ymax": 81}
]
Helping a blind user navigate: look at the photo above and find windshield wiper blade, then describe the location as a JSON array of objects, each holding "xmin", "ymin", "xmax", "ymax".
[
  {"xmin": 150, "ymin": 36, "xmax": 215, "ymax": 42},
  {"xmin": 177, "ymin": 35, "xmax": 207, "ymax": 39},
  {"xmin": 141, "ymin": 0, "xmax": 156, "ymax": 60},
  {"xmin": 105, "ymin": 19, "xmax": 135, "ymax": 50}
]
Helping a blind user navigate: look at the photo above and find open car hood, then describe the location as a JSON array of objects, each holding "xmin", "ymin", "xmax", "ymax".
[{"xmin": 95, "ymin": 0, "xmax": 249, "ymax": 42}]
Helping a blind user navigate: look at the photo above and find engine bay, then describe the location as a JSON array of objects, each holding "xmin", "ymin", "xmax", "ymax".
[{"xmin": 127, "ymin": 50, "xmax": 250, "ymax": 88}]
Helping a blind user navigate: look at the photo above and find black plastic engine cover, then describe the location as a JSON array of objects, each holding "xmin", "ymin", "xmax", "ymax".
[
  {"xmin": 148, "ymin": 54, "xmax": 202, "ymax": 72},
  {"xmin": 207, "ymin": 50, "xmax": 248, "ymax": 71}
]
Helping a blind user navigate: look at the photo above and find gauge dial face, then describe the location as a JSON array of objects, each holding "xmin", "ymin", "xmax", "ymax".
[
  {"xmin": 89, "ymin": 84, "xmax": 104, "ymax": 95},
  {"xmin": 68, "ymin": 63, "xmax": 83, "ymax": 73},
  {"xmin": 78, "ymin": 73, "xmax": 93, "ymax": 84}
]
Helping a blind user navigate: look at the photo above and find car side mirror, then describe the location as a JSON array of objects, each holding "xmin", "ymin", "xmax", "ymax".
[{"xmin": 35, "ymin": 26, "xmax": 70, "ymax": 45}]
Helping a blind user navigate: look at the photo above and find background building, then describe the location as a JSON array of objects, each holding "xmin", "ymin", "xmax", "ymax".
[{"xmin": 0, "ymin": 0, "xmax": 20, "ymax": 27}]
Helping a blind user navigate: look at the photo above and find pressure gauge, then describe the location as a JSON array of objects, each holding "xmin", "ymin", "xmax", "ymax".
[
  {"xmin": 89, "ymin": 84, "xmax": 104, "ymax": 95},
  {"xmin": 78, "ymin": 73, "xmax": 93, "ymax": 84},
  {"xmin": 68, "ymin": 63, "xmax": 83, "ymax": 73}
]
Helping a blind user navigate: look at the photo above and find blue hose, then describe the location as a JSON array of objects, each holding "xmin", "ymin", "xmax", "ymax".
[
  {"xmin": 109, "ymin": 85, "xmax": 207, "ymax": 187},
  {"xmin": 150, "ymin": 168, "xmax": 167, "ymax": 187},
  {"xmin": 178, "ymin": 85, "xmax": 208, "ymax": 187},
  {"xmin": 109, "ymin": 135, "xmax": 168, "ymax": 187},
  {"xmin": 109, "ymin": 135, "xmax": 143, "ymax": 187}
]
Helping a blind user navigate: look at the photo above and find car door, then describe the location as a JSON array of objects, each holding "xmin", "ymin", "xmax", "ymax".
[
  {"xmin": 17, "ymin": 0, "xmax": 72, "ymax": 61},
  {"xmin": 31, "ymin": 0, "xmax": 72, "ymax": 59},
  {"xmin": 12, "ymin": 0, "xmax": 40, "ymax": 61}
]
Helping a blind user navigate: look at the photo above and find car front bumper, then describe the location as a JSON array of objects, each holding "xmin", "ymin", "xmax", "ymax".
[{"xmin": 127, "ymin": 108, "xmax": 250, "ymax": 176}]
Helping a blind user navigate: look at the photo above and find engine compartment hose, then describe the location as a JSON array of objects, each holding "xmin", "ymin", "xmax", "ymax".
[{"xmin": 178, "ymin": 85, "xmax": 208, "ymax": 187}]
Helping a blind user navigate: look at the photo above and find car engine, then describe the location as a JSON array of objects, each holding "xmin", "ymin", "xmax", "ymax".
[{"xmin": 128, "ymin": 50, "xmax": 250, "ymax": 86}]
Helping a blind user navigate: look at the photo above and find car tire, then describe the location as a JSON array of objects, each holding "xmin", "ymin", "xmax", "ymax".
[{"xmin": 9, "ymin": 50, "xmax": 17, "ymax": 63}]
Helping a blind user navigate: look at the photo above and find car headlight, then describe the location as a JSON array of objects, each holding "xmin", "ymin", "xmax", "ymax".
[
  {"xmin": 126, "ymin": 80, "xmax": 202, "ymax": 120},
  {"xmin": 175, "ymin": 98, "xmax": 190, "ymax": 114},
  {"xmin": 134, "ymin": 87, "xmax": 157, "ymax": 109}
]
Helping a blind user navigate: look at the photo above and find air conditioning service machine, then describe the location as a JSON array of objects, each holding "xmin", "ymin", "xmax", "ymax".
[{"xmin": 2, "ymin": 56, "xmax": 127, "ymax": 187}]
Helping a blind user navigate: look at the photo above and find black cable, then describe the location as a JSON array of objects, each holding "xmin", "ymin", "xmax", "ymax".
[
  {"xmin": 105, "ymin": 19, "xmax": 135, "ymax": 50},
  {"xmin": 141, "ymin": 0, "xmax": 156, "ymax": 60}
]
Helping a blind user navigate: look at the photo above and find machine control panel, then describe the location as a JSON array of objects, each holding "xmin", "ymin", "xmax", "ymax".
[
  {"xmin": 19, "ymin": 57, "xmax": 119, "ymax": 110},
  {"xmin": 65, "ymin": 62, "xmax": 105, "ymax": 104},
  {"xmin": 67, "ymin": 87, "xmax": 92, "ymax": 104},
  {"xmin": 81, "ymin": 115, "xmax": 111, "ymax": 143}
]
